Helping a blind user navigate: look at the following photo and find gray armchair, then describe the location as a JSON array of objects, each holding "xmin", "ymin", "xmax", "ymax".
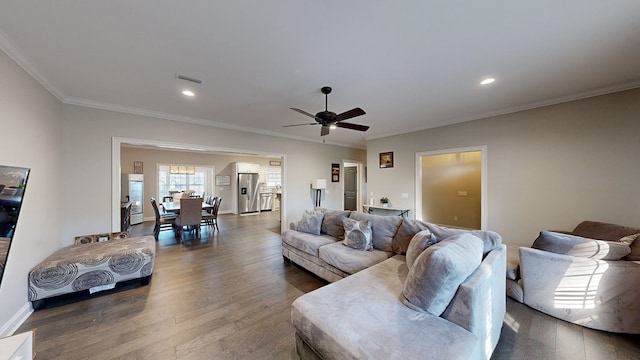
[{"xmin": 508, "ymin": 221, "xmax": 640, "ymax": 334}]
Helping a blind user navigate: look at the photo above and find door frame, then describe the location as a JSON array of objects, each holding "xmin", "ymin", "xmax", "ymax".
[
  {"xmin": 111, "ymin": 136, "xmax": 287, "ymax": 232},
  {"xmin": 415, "ymin": 146, "xmax": 487, "ymax": 229}
]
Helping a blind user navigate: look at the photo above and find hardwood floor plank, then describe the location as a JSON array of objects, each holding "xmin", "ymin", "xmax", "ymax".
[{"xmin": 15, "ymin": 212, "xmax": 640, "ymax": 359}]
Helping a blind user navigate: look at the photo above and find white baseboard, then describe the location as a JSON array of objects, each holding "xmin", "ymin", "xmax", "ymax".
[{"xmin": 0, "ymin": 302, "xmax": 33, "ymax": 337}]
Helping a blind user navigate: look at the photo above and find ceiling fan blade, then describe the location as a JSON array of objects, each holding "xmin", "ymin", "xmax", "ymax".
[
  {"xmin": 321, "ymin": 125, "xmax": 330, "ymax": 136},
  {"xmin": 283, "ymin": 123, "xmax": 318, "ymax": 128},
  {"xmin": 335, "ymin": 122, "xmax": 370, "ymax": 132},
  {"xmin": 290, "ymin": 108, "xmax": 318, "ymax": 119},
  {"xmin": 335, "ymin": 107, "xmax": 366, "ymax": 122}
]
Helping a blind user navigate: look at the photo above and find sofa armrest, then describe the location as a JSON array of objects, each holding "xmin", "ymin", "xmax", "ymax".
[{"xmin": 519, "ymin": 247, "xmax": 640, "ymax": 333}]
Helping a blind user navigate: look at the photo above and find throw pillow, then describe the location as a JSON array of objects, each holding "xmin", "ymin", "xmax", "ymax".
[
  {"xmin": 296, "ymin": 210, "xmax": 324, "ymax": 235},
  {"xmin": 348, "ymin": 212, "xmax": 403, "ymax": 252},
  {"xmin": 620, "ymin": 233, "xmax": 640, "ymax": 261},
  {"xmin": 405, "ymin": 230, "xmax": 436, "ymax": 269},
  {"xmin": 425, "ymin": 222, "xmax": 502, "ymax": 255},
  {"xmin": 532, "ymin": 231, "xmax": 631, "ymax": 260},
  {"xmin": 402, "ymin": 233, "xmax": 483, "ymax": 316},
  {"xmin": 342, "ymin": 218, "xmax": 373, "ymax": 251},
  {"xmin": 392, "ymin": 218, "xmax": 429, "ymax": 255},
  {"xmin": 320, "ymin": 210, "xmax": 351, "ymax": 239}
]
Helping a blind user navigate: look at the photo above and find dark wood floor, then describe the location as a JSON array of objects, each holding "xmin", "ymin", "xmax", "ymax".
[{"xmin": 17, "ymin": 213, "xmax": 640, "ymax": 359}]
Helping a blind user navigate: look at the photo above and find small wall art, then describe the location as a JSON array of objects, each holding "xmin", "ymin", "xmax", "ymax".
[
  {"xmin": 133, "ymin": 161, "xmax": 143, "ymax": 174},
  {"xmin": 331, "ymin": 163, "xmax": 340, "ymax": 182},
  {"xmin": 379, "ymin": 152, "xmax": 394, "ymax": 168}
]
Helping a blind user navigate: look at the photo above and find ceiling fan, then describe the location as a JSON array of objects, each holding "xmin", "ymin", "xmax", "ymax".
[{"xmin": 285, "ymin": 87, "xmax": 369, "ymax": 136}]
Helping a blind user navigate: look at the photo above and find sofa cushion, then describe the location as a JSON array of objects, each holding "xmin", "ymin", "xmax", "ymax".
[
  {"xmin": 425, "ymin": 222, "xmax": 502, "ymax": 255},
  {"xmin": 532, "ymin": 231, "xmax": 631, "ymax": 260},
  {"xmin": 342, "ymin": 218, "xmax": 373, "ymax": 251},
  {"xmin": 405, "ymin": 230, "xmax": 436, "ymax": 269},
  {"xmin": 402, "ymin": 233, "xmax": 483, "ymax": 316},
  {"xmin": 319, "ymin": 210, "xmax": 351, "ymax": 239},
  {"xmin": 319, "ymin": 242, "xmax": 391, "ymax": 275},
  {"xmin": 349, "ymin": 212, "xmax": 403, "ymax": 252},
  {"xmin": 295, "ymin": 209, "xmax": 324, "ymax": 235},
  {"xmin": 392, "ymin": 218, "xmax": 429, "ymax": 254},
  {"xmin": 282, "ymin": 230, "xmax": 337, "ymax": 257},
  {"xmin": 291, "ymin": 256, "xmax": 478, "ymax": 360},
  {"xmin": 571, "ymin": 220, "xmax": 640, "ymax": 241}
]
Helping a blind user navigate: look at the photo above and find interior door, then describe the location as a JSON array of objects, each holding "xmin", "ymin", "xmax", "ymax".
[{"xmin": 344, "ymin": 166, "xmax": 357, "ymax": 211}]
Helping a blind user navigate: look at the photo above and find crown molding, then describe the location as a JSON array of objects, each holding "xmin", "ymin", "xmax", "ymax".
[
  {"xmin": 64, "ymin": 97, "xmax": 366, "ymax": 150},
  {"xmin": 0, "ymin": 28, "xmax": 66, "ymax": 101},
  {"xmin": 365, "ymin": 80, "xmax": 640, "ymax": 141}
]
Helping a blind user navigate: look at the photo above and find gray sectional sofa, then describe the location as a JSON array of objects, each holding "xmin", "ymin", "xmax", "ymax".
[{"xmin": 283, "ymin": 209, "xmax": 506, "ymax": 360}]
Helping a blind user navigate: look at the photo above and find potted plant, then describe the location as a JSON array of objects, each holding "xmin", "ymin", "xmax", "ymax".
[{"xmin": 380, "ymin": 197, "xmax": 390, "ymax": 207}]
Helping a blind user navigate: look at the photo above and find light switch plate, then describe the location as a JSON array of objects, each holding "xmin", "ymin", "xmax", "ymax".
[{"xmin": 401, "ymin": 193, "xmax": 409, "ymax": 198}]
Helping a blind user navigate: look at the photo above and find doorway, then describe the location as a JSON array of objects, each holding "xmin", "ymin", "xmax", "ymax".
[
  {"xmin": 415, "ymin": 146, "xmax": 486, "ymax": 229},
  {"xmin": 342, "ymin": 161, "xmax": 364, "ymax": 212}
]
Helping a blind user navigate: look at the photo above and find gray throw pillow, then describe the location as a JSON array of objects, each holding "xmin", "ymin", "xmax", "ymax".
[
  {"xmin": 296, "ymin": 210, "xmax": 324, "ymax": 235},
  {"xmin": 532, "ymin": 231, "xmax": 631, "ymax": 260},
  {"xmin": 392, "ymin": 218, "xmax": 429, "ymax": 255},
  {"xmin": 405, "ymin": 230, "xmax": 436, "ymax": 269},
  {"xmin": 342, "ymin": 218, "xmax": 373, "ymax": 251},
  {"xmin": 320, "ymin": 210, "xmax": 351, "ymax": 239},
  {"xmin": 402, "ymin": 233, "xmax": 483, "ymax": 316}
]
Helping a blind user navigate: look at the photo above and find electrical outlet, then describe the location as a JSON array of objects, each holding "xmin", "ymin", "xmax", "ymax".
[
  {"xmin": 401, "ymin": 193, "xmax": 409, "ymax": 199},
  {"xmin": 453, "ymin": 216, "xmax": 458, "ymax": 221},
  {"xmin": 457, "ymin": 191, "xmax": 468, "ymax": 196}
]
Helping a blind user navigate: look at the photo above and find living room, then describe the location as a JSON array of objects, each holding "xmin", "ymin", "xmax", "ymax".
[{"xmin": 1, "ymin": 2, "xmax": 640, "ymax": 358}]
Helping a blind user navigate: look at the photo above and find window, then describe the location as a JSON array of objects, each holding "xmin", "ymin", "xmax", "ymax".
[
  {"xmin": 158, "ymin": 165, "xmax": 214, "ymax": 198},
  {"xmin": 266, "ymin": 166, "xmax": 282, "ymax": 187}
]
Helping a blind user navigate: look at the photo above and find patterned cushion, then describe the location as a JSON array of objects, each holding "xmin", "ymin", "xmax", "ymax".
[
  {"xmin": 296, "ymin": 210, "xmax": 324, "ymax": 235},
  {"xmin": 348, "ymin": 212, "xmax": 403, "ymax": 252},
  {"xmin": 405, "ymin": 230, "xmax": 436, "ymax": 269},
  {"xmin": 342, "ymin": 218, "xmax": 373, "ymax": 251},
  {"xmin": 74, "ymin": 231, "xmax": 130, "ymax": 245},
  {"xmin": 402, "ymin": 233, "xmax": 483, "ymax": 316}
]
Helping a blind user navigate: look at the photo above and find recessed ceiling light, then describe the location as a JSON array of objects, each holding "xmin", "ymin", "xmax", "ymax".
[
  {"xmin": 480, "ymin": 78, "xmax": 496, "ymax": 85},
  {"xmin": 182, "ymin": 90, "xmax": 195, "ymax": 97}
]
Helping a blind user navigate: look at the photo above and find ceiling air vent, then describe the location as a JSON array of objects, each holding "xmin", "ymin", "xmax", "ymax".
[{"xmin": 176, "ymin": 74, "xmax": 203, "ymax": 84}]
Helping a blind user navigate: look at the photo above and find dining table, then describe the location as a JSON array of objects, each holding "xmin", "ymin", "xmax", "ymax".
[{"xmin": 162, "ymin": 201, "xmax": 213, "ymax": 214}]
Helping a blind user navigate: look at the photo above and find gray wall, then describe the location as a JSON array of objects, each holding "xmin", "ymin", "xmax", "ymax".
[
  {"xmin": 0, "ymin": 49, "xmax": 62, "ymax": 334},
  {"xmin": 367, "ymin": 88, "xmax": 640, "ymax": 247},
  {"xmin": 60, "ymin": 105, "xmax": 365, "ymax": 243}
]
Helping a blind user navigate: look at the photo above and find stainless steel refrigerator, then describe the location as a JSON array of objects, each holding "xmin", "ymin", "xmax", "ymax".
[
  {"xmin": 122, "ymin": 173, "xmax": 144, "ymax": 224},
  {"xmin": 238, "ymin": 173, "xmax": 260, "ymax": 214}
]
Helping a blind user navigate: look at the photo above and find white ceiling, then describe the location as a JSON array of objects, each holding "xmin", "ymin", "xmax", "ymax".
[{"xmin": 1, "ymin": 1, "xmax": 640, "ymax": 149}]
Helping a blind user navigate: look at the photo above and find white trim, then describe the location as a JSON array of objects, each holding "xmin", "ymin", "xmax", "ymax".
[
  {"xmin": 112, "ymin": 137, "xmax": 287, "ymax": 233},
  {"xmin": 415, "ymin": 145, "xmax": 487, "ymax": 230},
  {"xmin": 0, "ymin": 303, "xmax": 33, "ymax": 337}
]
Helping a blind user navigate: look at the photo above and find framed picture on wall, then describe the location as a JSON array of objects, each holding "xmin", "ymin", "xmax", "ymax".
[
  {"xmin": 379, "ymin": 152, "xmax": 394, "ymax": 168},
  {"xmin": 331, "ymin": 163, "xmax": 340, "ymax": 182}
]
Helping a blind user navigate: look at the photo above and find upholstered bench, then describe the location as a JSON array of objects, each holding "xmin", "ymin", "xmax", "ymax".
[{"xmin": 28, "ymin": 233, "xmax": 155, "ymax": 309}]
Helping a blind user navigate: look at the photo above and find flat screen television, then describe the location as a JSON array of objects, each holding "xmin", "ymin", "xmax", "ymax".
[{"xmin": 0, "ymin": 165, "xmax": 30, "ymax": 286}]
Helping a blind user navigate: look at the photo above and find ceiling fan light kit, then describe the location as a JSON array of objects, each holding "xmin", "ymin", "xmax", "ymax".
[{"xmin": 285, "ymin": 86, "xmax": 369, "ymax": 136}]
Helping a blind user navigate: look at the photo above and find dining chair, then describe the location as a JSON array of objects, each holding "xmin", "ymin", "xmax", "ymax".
[
  {"xmin": 174, "ymin": 197, "xmax": 203, "ymax": 242},
  {"xmin": 150, "ymin": 197, "xmax": 176, "ymax": 241},
  {"xmin": 202, "ymin": 197, "xmax": 222, "ymax": 232}
]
